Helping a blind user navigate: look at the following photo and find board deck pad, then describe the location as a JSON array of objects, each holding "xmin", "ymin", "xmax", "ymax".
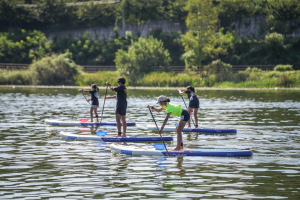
[
  {"xmin": 147, "ymin": 125, "xmax": 237, "ymax": 134},
  {"xmin": 110, "ymin": 144, "xmax": 253, "ymax": 157},
  {"xmin": 60, "ymin": 132, "xmax": 173, "ymax": 142},
  {"xmin": 46, "ymin": 119, "xmax": 136, "ymax": 127}
]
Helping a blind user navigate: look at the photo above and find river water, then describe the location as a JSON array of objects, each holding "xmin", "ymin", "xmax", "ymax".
[{"xmin": 0, "ymin": 87, "xmax": 299, "ymax": 199}]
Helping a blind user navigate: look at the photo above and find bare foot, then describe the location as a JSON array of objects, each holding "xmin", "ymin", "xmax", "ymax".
[
  {"xmin": 173, "ymin": 148, "xmax": 181, "ymax": 151},
  {"xmin": 187, "ymin": 126, "xmax": 191, "ymax": 128},
  {"xmin": 121, "ymin": 134, "xmax": 126, "ymax": 137}
]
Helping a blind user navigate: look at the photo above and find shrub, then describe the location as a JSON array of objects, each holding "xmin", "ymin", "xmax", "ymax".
[
  {"xmin": 115, "ymin": 36, "xmax": 172, "ymax": 75},
  {"xmin": 0, "ymin": 70, "xmax": 32, "ymax": 85},
  {"xmin": 206, "ymin": 59, "xmax": 232, "ymax": 82},
  {"xmin": 274, "ymin": 64, "xmax": 293, "ymax": 72},
  {"xmin": 276, "ymin": 73, "xmax": 294, "ymax": 87},
  {"xmin": 29, "ymin": 52, "xmax": 82, "ymax": 85}
]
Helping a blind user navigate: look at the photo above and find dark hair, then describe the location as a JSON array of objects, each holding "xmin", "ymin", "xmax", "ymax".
[
  {"xmin": 163, "ymin": 98, "xmax": 170, "ymax": 103},
  {"xmin": 92, "ymin": 84, "xmax": 99, "ymax": 92},
  {"xmin": 187, "ymin": 86, "xmax": 195, "ymax": 93},
  {"xmin": 117, "ymin": 77, "xmax": 126, "ymax": 84}
]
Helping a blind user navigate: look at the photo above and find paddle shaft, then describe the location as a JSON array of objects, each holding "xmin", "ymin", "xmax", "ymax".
[
  {"xmin": 97, "ymin": 85, "xmax": 108, "ymax": 130},
  {"xmin": 148, "ymin": 108, "xmax": 170, "ymax": 156},
  {"xmin": 180, "ymin": 95, "xmax": 196, "ymax": 126},
  {"xmin": 81, "ymin": 91, "xmax": 90, "ymax": 105}
]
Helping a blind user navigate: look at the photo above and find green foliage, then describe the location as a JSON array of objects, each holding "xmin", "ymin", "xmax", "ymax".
[
  {"xmin": 206, "ymin": 59, "xmax": 232, "ymax": 82},
  {"xmin": 147, "ymin": 28, "xmax": 185, "ymax": 66},
  {"xmin": 0, "ymin": 29, "xmax": 50, "ymax": 63},
  {"xmin": 181, "ymin": 0, "xmax": 218, "ymax": 71},
  {"xmin": 217, "ymin": 0, "xmax": 261, "ymax": 31},
  {"xmin": 274, "ymin": 65, "xmax": 293, "ymax": 72},
  {"xmin": 50, "ymin": 31, "xmax": 134, "ymax": 65},
  {"xmin": 115, "ymin": 36, "xmax": 172, "ymax": 75},
  {"xmin": 76, "ymin": 71, "xmax": 126, "ymax": 87},
  {"xmin": 262, "ymin": 0, "xmax": 300, "ymax": 36},
  {"xmin": 0, "ymin": 70, "xmax": 32, "ymax": 85},
  {"xmin": 29, "ymin": 52, "xmax": 82, "ymax": 85}
]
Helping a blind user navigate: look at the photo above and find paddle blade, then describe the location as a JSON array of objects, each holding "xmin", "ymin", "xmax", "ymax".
[
  {"xmin": 154, "ymin": 143, "xmax": 167, "ymax": 150},
  {"xmin": 80, "ymin": 118, "xmax": 88, "ymax": 122},
  {"xmin": 96, "ymin": 131, "xmax": 107, "ymax": 136}
]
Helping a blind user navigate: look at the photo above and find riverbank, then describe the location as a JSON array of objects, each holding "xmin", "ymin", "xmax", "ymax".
[{"xmin": 1, "ymin": 69, "xmax": 300, "ymax": 89}]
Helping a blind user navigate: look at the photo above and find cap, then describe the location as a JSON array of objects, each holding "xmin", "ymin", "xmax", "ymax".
[{"xmin": 156, "ymin": 95, "xmax": 168, "ymax": 104}]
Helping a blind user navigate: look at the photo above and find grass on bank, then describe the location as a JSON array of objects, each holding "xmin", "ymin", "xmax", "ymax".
[{"xmin": 1, "ymin": 69, "xmax": 300, "ymax": 88}]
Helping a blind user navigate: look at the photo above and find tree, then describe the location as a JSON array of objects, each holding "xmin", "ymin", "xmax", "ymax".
[
  {"xmin": 115, "ymin": 36, "xmax": 171, "ymax": 75},
  {"xmin": 263, "ymin": 0, "xmax": 300, "ymax": 37},
  {"xmin": 181, "ymin": 0, "xmax": 218, "ymax": 72},
  {"xmin": 123, "ymin": 0, "xmax": 164, "ymax": 36},
  {"xmin": 217, "ymin": 0, "xmax": 260, "ymax": 31}
]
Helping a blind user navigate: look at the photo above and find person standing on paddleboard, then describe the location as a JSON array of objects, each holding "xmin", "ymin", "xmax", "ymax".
[
  {"xmin": 105, "ymin": 77, "xmax": 127, "ymax": 137},
  {"xmin": 147, "ymin": 96, "xmax": 190, "ymax": 150},
  {"xmin": 78, "ymin": 84, "xmax": 100, "ymax": 122},
  {"xmin": 178, "ymin": 86, "xmax": 199, "ymax": 128}
]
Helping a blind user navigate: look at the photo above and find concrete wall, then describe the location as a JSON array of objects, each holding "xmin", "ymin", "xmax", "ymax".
[
  {"xmin": 46, "ymin": 19, "xmax": 187, "ymax": 40},
  {"xmin": 234, "ymin": 15, "xmax": 300, "ymax": 38}
]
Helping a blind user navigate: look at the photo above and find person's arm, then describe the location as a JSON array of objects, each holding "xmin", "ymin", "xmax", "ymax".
[
  {"xmin": 147, "ymin": 105, "xmax": 164, "ymax": 113},
  {"xmin": 159, "ymin": 113, "xmax": 171, "ymax": 134},
  {"xmin": 78, "ymin": 89, "xmax": 90, "ymax": 93},
  {"xmin": 105, "ymin": 95, "xmax": 117, "ymax": 99},
  {"xmin": 178, "ymin": 89, "xmax": 185, "ymax": 95},
  {"xmin": 106, "ymin": 82, "xmax": 115, "ymax": 91}
]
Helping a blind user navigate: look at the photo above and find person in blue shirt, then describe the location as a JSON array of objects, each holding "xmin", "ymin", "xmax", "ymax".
[
  {"xmin": 178, "ymin": 86, "xmax": 199, "ymax": 128},
  {"xmin": 78, "ymin": 84, "xmax": 99, "ymax": 122},
  {"xmin": 105, "ymin": 77, "xmax": 127, "ymax": 137}
]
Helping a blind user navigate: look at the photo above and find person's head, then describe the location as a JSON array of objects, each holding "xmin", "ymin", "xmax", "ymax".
[
  {"xmin": 91, "ymin": 84, "xmax": 99, "ymax": 92},
  {"xmin": 186, "ymin": 86, "xmax": 195, "ymax": 93},
  {"xmin": 156, "ymin": 95, "xmax": 170, "ymax": 107},
  {"xmin": 117, "ymin": 77, "xmax": 126, "ymax": 85}
]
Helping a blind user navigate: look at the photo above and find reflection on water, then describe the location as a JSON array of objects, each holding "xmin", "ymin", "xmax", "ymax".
[{"xmin": 0, "ymin": 87, "xmax": 299, "ymax": 199}]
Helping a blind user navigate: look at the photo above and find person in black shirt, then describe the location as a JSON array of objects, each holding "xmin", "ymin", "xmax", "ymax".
[
  {"xmin": 105, "ymin": 77, "xmax": 127, "ymax": 137},
  {"xmin": 79, "ymin": 84, "xmax": 100, "ymax": 122},
  {"xmin": 178, "ymin": 86, "xmax": 199, "ymax": 128}
]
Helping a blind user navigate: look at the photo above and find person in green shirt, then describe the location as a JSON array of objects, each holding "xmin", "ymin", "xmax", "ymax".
[{"xmin": 147, "ymin": 95, "xmax": 190, "ymax": 150}]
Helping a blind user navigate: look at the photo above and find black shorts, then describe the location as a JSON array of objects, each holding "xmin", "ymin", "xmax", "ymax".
[
  {"xmin": 189, "ymin": 99, "xmax": 199, "ymax": 109},
  {"xmin": 115, "ymin": 108, "xmax": 126, "ymax": 116},
  {"xmin": 180, "ymin": 109, "xmax": 190, "ymax": 122}
]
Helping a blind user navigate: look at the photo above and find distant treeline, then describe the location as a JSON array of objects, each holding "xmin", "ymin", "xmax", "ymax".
[
  {"xmin": 1, "ymin": 28, "xmax": 300, "ymax": 69},
  {"xmin": 1, "ymin": 0, "xmax": 300, "ymax": 37},
  {"xmin": 1, "ymin": 0, "xmax": 300, "ymax": 69}
]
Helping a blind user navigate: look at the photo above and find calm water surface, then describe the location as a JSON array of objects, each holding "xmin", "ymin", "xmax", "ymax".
[{"xmin": 0, "ymin": 87, "xmax": 299, "ymax": 199}]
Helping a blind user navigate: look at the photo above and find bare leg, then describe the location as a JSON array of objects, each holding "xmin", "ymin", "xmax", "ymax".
[
  {"xmin": 90, "ymin": 107, "xmax": 93, "ymax": 122},
  {"xmin": 187, "ymin": 107, "xmax": 193, "ymax": 128},
  {"xmin": 116, "ymin": 113, "xmax": 122, "ymax": 135},
  {"xmin": 193, "ymin": 108, "xmax": 198, "ymax": 127},
  {"xmin": 121, "ymin": 115, "xmax": 127, "ymax": 137},
  {"xmin": 93, "ymin": 108, "xmax": 99, "ymax": 122},
  {"xmin": 174, "ymin": 120, "xmax": 187, "ymax": 150}
]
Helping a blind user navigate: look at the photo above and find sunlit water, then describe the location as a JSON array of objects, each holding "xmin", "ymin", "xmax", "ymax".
[{"xmin": 0, "ymin": 87, "xmax": 299, "ymax": 199}]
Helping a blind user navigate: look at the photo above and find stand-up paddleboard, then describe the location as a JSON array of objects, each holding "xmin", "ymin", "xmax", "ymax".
[
  {"xmin": 147, "ymin": 125, "xmax": 237, "ymax": 134},
  {"xmin": 46, "ymin": 119, "xmax": 136, "ymax": 127},
  {"xmin": 60, "ymin": 132, "xmax": 173, "ymax": 142},
  {"xmin": 110, "ymin": 144, "xmax": 252, "ymax": 157}
]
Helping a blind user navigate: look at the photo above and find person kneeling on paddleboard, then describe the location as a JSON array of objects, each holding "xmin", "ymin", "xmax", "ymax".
[
  {"xmin": 105, "ymin": 77, "xmax": 127, "ymax": 137},
  {"xmin": 147, "ymin": 95, "xmax": 190, "ymax": 150},
  {"xmin": 178, "ymin": 86, "xmax": 199, "ymax": 128},
  {"xmin": 78, "ymin": 84, "xmax": 100, "ymax": 122}
]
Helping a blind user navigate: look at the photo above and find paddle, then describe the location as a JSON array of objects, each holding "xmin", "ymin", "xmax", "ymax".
[
  {"xmin": 148, "ymin": 108, "xmax": 170, "ymax": 156},
  {"xmin": 81, "ymin": 91, "xmax": 90, "ymax": 105},
  {"xmin": 180, "ymin": 95, "xmax": 196, "ymax": 127},
  {"xmin": 95, "ymin": 85, "xmax": 109, "ymax": 132},
  {"xmin": 96, "ymin": 131, "xmax": 107, "ymax": 136}
]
